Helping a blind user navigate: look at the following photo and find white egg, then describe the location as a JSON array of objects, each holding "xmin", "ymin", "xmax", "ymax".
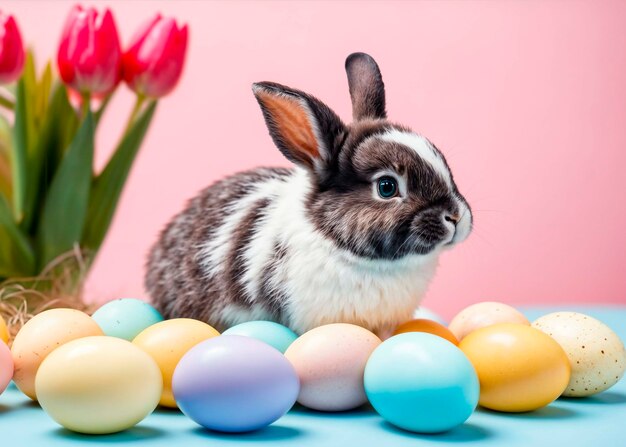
[
  {"xmin": 532, "ymin": 312, "xmax": 626, "ymax": 397},
  {"xmin": 412, "ymin": 306, "xmax": 446, "ymax": 325}
]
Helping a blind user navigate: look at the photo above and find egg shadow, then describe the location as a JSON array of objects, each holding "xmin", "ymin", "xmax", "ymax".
[
  {"xmin": 152, "ymin": 405, "xmax": 186, "ymax": 416},
  {"xmin": 192, "ymin": 424, "xmax": 305, "ymax": 442},
  {"xmin": 559, "ymin": 391, "xmax": 626, "ymax": 405},
  {"xmin": 288, "ymin": 402, "xmax": 377, "ymax": 419},
  {"xmin": 379, "ymin": 420, "xmax": 493, "ymax": 443},
  {"xmin": 51, "ymin": 425, "xmax": 167, "ymax": 443},
  {"xmin": 477, "ymin": 404, "xmax": 578, "ymax": 420}
]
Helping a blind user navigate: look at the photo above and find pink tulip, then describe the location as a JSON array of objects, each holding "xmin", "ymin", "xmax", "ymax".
[
  {"xmin": 57, "ymin": 6, "xmax": 122, "ymax": 94},
  {"xmin": 123, "ymin": 14, "xmax": 188, "ymax": 98},
  {"xmin": 0, "ymin": 12, "xmax": 25, "ymax": 84}
]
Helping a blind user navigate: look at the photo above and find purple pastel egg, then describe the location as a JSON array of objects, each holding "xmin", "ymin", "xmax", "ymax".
[{"xmin": 172, "ymin": 335, "xmax": 300, "ymax": 432}]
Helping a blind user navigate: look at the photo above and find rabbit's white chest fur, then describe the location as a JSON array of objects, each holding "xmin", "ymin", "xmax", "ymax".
[{"xmin": 200, "ymin": 168, "xmax": 441, "ymax": 334}]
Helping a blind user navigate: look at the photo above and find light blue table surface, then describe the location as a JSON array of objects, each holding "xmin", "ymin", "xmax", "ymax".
[{"xmin": 1, "ymin": 305, "xmax": 625, "ymax": 447}]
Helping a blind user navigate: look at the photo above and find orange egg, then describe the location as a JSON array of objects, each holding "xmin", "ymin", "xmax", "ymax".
[
  {"xmin": 459, "ymin": 323, "xmax": 570, "ymax": 412},
  {"xmin": 393, "ymin": 319, "xmax": 459, "ymax": 345}
]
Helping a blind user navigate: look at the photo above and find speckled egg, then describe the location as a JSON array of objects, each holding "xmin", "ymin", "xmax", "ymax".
[
  {"xmin": 284, "ymin": 323, "xmax": 381, "ymax": 411},
  {"xmin": 532, "ymin": 312, "xmax": 626, "ymax": 397},
  {"xmin": 449, "ymin": 301, "xmax": 530, "ymax": 341},
  {"xmin": 11, "ymin": 308, "xmax": 104, "ymax": 400}
]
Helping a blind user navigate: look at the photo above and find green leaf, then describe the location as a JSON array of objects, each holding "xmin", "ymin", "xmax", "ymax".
[
  {"xmin": 22, "ymin": 83, "xmax": 79, "ymax": 233},
  {"xmin": 0, "ymin": 114, "xmax": 12, "ymax": 202},
  {"xmin": 11, "ymin": 52, "xmax": 39, "ymax": 225},
  {"xmin": 37, "ymin": 112, "xmax": 94, "ymax": 268},
  {"xmin": 35, "ymin": 61, "xmax": 53, "ymax": 125},
  {"xmin": 12, "ymin": 74, "xmax": 30, "ymax": 223},
  {"xmin": 0, "ymin": 194, "xmax": 35, "ymax": 277},
  {"xmin": 82, "ymin": 101, "xmax": 157, "ymax": 251}
]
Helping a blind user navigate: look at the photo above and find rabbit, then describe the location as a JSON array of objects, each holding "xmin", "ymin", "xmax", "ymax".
[{"xmin": 145, "ymin": 52, "xmax": 472, "ymax": 336}]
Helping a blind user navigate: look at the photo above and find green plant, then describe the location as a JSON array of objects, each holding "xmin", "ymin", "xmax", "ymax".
[{"xmin": 0, "ymin": 7, "xmax": 187, "ymax": 331}]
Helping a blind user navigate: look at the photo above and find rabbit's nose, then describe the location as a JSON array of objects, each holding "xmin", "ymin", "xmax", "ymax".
[{"xmin": 443, "ymin": 213, "xmax": 459, "ymax": 225}]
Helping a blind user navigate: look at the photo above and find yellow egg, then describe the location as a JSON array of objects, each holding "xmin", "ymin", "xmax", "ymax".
[
  {"xmin": 36, "ymin": 336, "xmax": 162, "ymax": 434},
  {"xmin": 132, "ymin": 318, "xmax": 220, "ymax": 408},
  {"xmin": 0, "ymin": 315, "xmax": 9, "ymax": 344},
  {"xmin": 449, "ymin": 301, "xmax": 530, "ymax": 341},
  {"xmin": 459, "ymin": 323, "xmax": 570, "ymax": 412},
  {"xmin": 11, "ymin": 308, "xmax": 103, "ymax": 400}
]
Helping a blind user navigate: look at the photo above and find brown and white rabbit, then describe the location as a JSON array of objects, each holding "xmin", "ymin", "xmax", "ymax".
[{"xmin": 145, "ymin": 52, "xmax": 472, "ymax": 335}]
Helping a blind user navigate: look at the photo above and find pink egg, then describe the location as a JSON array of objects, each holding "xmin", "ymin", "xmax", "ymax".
[
  {"xmin": 284, "ymin": 323, "xmax": 381, "ymax": 411},
  {"xmin": 0, "ymin": 340, "xmax": 14, "ymax": 394},
  {"xmin": 448, "ymin": 301, "xmax": 529, "ymax": 341}
]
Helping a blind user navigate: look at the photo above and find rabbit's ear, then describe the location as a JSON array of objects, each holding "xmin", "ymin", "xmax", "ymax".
[
  {"xmin": 253, "ymin": 82, "xmax": 346, "ymax": 173},
  {"xmin": 345, "ymin": 52, "xmax": 386, "ymax": 121}
]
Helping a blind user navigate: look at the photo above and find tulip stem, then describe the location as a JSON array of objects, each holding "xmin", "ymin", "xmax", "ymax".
[
  {"xmin": 80, "ymin": 92, "xmax": 91, "ymax": 119},
  {"xmin": 123, "ymin": 94, "xmax": 146, "ymax": 136},
  {"xmin": 0, "ymin": 93, "xmax": 14, "ymax": 110}
]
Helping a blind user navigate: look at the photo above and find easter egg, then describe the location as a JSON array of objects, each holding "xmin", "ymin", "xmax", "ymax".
[
  {"xmin": 36, "ymin": 336, "xmax": 162, "ymax": 434},
  {"xmin": 449, "ymin": 301, "xmax": 529, "ymax": 341},
  {"xmin": 459, "ymin": 323, "xmax": 570, "ymax": 412},
  {"xmin": 364, "ymin": 332, "xmax": 479, "ymax": 433},
  {"xmin": 133, "ymin": 318, "xmax": 220, "ymax": 407},
  {"xmin": 0, "ymin": 314, "xmax": 9, "ymax": 343},
  {"xmin": 284, "ymin": 323, "xmax": 381, "ymax": 411},
  {"xmin": 92, "ymin": 298, "xmax": 163, "ymax": 341},
  {"xmin": 532, "ymin": 312, "xmax": 626, "ymax": 397},
  {"xmin": 11, "ymin": 308, "xmax": 103, "ymax": 399},
  {"xmin": 412, "ymin": 306, "xmax": 446, "ymax": 325},
  {"xmin": 0, "ymin": 341, "xmax": 13, "ymax": 395},
  {"xmin": 223, "ymin": 321, "xmax": 297, "ymax": 353},
  {"xmin": 172, "ymin": 335, "xmax": 299, "ymax": 432},
  {"xmin": 393, "ymin": 319, "xmax": 459, "ymax": 345}
]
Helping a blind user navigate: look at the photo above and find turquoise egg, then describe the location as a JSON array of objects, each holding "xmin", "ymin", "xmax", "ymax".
[
  {"xmin": 222, "ymin": 321, "xmax": 298, "ymax": 353},
  {"xmin": 92, "ymin": 298, "xmax": 163, "ymax": 341},
  {"xmin": 364, "ymin": 332, "xmax": 479, "ymax": 433}
]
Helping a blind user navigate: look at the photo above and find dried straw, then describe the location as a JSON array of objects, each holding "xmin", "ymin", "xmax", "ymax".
[{"xmin": 0, "ymin": 245, "xmax": 96, "ymax": 343}]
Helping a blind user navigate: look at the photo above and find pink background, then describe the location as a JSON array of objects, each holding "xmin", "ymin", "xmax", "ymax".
[{"xmin": 4, "ymin": 1, "xmax": 626, "ymax": 319}]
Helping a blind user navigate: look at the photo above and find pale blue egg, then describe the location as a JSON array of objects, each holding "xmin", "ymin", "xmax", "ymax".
[
  {"xmin": 364, "ymin": 332, "xmax": 479, "ymax": 433},
  {"xmin": 222, "ymin": 320, "xmax": 298, "ymax": 353},
  {"xmin": 92, "ymin": 298, "xmax": 163, "ymax": 341}
]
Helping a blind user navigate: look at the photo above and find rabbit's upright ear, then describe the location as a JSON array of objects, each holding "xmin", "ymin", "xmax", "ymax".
[
  {"xmin": 253, "ymin": 82, "xmax": 346, "ymax": 173},
  {"xmin": 345, "ymin": 52, "xmax": 386, "ymax": 121}
]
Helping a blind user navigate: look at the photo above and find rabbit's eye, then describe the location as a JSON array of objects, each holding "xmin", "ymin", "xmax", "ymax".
[{"xmin": 377, "ymin": 176, "xmax": 398, "ymax": 199}]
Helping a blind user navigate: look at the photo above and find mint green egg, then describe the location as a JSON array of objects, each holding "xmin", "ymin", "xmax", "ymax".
[
  {"xmin": 92, "ymin": 298, "xmax": 163, "ymax": 341},
  {"xmin": 223, "ymin": 321, "xmax": 298, "ymax": 353}
]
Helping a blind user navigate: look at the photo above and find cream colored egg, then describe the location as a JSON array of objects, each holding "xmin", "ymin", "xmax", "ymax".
[
  {"xmin": 36, "ymin": 336, "xmax": 162, "ymax": 434},
  {"xmin": 11, "ymin": 308, "xmax": 104, "ymax": 400},
  {"xmin": 285, "ymin": 323, "xmax": 381, "ymax": 411},
  {"xmin": 449, "ymin": 301, "xmax": 529, "ymax": 341},
  {"xmin": 532, "ymin": 312, "xmax": 626, "ymax": 397}
]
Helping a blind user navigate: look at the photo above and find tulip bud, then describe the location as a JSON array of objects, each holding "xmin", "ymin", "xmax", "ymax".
[
  {"xmin": 123, "ymin": 14, "xmax": 188, "ymax": 98},
  {"xmin": 0, "ymin": 12, "xmax": 25, "ymax": 84},
  {"xmin": 57, "ymin": 6, "xmax": 122, "ymax": 94}
]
